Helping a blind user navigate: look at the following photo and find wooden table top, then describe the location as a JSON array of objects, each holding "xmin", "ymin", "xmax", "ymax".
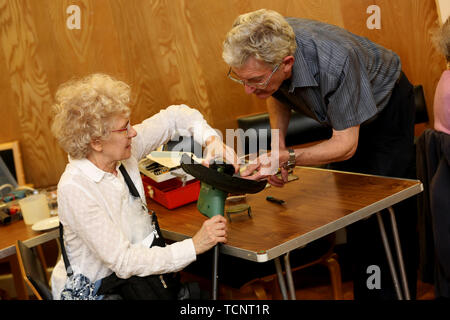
[
  {"xmin": 0, "ymin": 167, "xmax": 422, "ymax": 263},
  {"xmin": 0, "ymin": 219, "xmax": 58, "ymax": 259},
  {"xmin": 151, "ymin": 167, "xmax": 423, "ymax": 262}
]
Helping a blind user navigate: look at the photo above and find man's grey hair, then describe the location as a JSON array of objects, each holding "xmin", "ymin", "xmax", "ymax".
[
  {"xmin": 432, "ymin": 17, "xmax": 450, "ymax": 62},
  {"xmin": 222, "ymin": 9, "xmax": 297, "ymax": 68}
]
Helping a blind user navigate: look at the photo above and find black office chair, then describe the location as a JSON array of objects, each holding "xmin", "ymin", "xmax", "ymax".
[
  {"xmin": 15, "ymin": 240, "xmax": 53, "ymax": 300},
  {"xmin": 413, "ymin": 85, "xmax": 429, "ymax": 125}
]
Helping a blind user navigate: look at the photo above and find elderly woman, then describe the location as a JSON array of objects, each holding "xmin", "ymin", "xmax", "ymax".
[
  {"xmin": 50, "ymin": 73, "xmax": 232, "ymax": 299},
  {"xmin": 432, "ymin": 17, "xmax": 450, "ymax": 134}
]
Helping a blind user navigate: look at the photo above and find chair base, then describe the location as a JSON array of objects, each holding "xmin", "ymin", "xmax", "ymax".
[
  {"xmin": 181, "ymin": 248, "xmax": 343, "ymax": 300},
  {"xmin": 231, "ymin": 250, "xmax": 343, "ymax": 300}
]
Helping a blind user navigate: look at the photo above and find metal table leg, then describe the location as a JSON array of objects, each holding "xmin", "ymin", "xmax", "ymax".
[
  {"xmin": 283, "ymin": 252, "xmax": 296, "ymax": 300},
  {"xmin": 387, "ymin": 207, "xmax": 411, "ymax": 300},
  {"xmin": 376, "ymin": 212, "xmax": 403, "ymax": 300},
  {"xmin": 274, "ymin": 257, "xmax": 289, "ymax": 300}
]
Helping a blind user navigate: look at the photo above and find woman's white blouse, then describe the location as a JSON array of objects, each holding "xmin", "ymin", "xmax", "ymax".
[{"xmin": 51, "ymin": 104, "xmax": 219, "ymax": 299}]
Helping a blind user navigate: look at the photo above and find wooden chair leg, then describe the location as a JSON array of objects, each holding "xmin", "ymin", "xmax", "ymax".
[
  {"xmin": 9, "ymin": 255, "xmax": 28, "ymax": 300},
  {"xmin": 324, "ymin": 253, "xmax": 343, "ymax": 300},
  {"xmin": 251, "ymin": 281, "xmax": 269, "ymax": 300}
]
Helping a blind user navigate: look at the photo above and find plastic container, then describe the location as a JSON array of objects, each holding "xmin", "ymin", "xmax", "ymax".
[{"xmin": 18, "ymin": 193, "xmax": 50, "ymax": 225}]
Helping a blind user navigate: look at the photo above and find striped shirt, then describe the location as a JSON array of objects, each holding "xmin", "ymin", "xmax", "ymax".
[{"xmin": 273, "ymin": 18, "xmax": 401, "ymax": 130}]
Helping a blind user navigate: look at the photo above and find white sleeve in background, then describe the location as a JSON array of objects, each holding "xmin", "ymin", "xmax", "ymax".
[{"xmin": 132, "ymin": 104, "xmax": 220, "ymax": 160}]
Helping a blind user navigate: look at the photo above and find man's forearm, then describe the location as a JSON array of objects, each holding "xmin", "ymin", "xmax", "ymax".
[
  {"xmin": 267, "ymin": 97, "xmax": 291, "ymax": 149},
  {"xmin": 292, "ymin": 126, "xmax": 360, "ymax": 166}
]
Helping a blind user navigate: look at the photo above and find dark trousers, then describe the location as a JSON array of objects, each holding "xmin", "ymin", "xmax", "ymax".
[{"xmin": 329, "ymin": 71, "xmax": 418, "ymax": 299}]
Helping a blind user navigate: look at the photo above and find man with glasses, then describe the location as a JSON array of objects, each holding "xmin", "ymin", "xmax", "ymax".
[{"xmin": 223, "ymin": 9, "xmax": 418, "ymax": 300}]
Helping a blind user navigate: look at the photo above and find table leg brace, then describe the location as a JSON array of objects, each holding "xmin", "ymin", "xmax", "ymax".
[
  {"xmin": 274, "ymin": 257, "xmax": 289, "ymax": 300},
  {"xmin": 376, "ymin": 210, "xmax": 406, "ymax": 300},
  {"xmin": 387, "ymin": 207, "xmax": 410, "ymax": 300},
  {"xmin": 283, "ymin": 252, "xmax": 296, "ymax": 300}
]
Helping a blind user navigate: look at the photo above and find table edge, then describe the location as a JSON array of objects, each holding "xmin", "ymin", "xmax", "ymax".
[{"xmin": 0, "ymin": 228, "xmax": 59, "ymax": 260}]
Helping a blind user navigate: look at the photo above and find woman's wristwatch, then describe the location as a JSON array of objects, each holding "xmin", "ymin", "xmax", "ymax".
[{"xmin": 282, "ymin": 148, "xmax": 296, "ymax": 170}]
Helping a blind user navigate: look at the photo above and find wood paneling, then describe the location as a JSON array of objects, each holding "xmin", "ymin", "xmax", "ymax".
[{"xmin": 0, "ymin": 0, "xmax": 444, "ymax": 188}]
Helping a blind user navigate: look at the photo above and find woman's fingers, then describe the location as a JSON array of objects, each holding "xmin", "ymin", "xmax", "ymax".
[{"xmin": 192, "ymin": 215, "xmax": 228, "ymax": 254}]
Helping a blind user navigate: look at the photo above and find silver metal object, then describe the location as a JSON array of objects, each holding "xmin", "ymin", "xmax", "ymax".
[
  {"xmin": 284, "ymin": 252, "xmax": 296, "ymax": 300},
  {"xmin": 274, "ymin": 257, "xmax": 289, "ymax": 300},
  {"xmin": 376, "ymin": 212, "xmax": 403, "ymax": 299},
  {"xmin": 388, "ymin": 207, "xmax": 411, "ymax": 300},
  {"xmin": 170, "ymin": 172, "xmax": 187, "ymax": 186}
]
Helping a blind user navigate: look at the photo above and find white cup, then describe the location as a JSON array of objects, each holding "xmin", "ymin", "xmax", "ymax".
[{"xmin": 19, "ymin": 193, "xmax": 51, "ymax": 225}]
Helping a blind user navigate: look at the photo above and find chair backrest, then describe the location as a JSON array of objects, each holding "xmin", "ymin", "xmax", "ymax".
[
  {"xmin": 414, "ymin": 85, "xmax": 429, "ymax": 124},
  {"xmin": 15, "ymin": 240, "xmax": 53, "ymax": 300}
]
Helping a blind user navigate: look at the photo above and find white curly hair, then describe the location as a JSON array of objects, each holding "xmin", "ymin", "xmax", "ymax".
[{"xmin": 51, "ymin": 73, "xmax": 131, "ymax": 159}]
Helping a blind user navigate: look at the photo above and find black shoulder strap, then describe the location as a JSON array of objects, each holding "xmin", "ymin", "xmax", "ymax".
[
  {"xmin": 119, "ymin": 164, "xmax": 140, "ymax": 198},
  {"xmin": 59, "ymin": 223, "xmax": 73, "ymax": 277},
  {"xmin": 119, "ymin": 164, "xmax": 166, "ymax": 247}
]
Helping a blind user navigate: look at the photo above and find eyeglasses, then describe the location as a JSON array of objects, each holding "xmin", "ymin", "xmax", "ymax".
[
  {"xmin": 111, "ymin": 121, "xmax": 131, "ymax": 135},
  {"xmin": 227, "ymin": 63, "xmax": 280, "ymax": 89}
]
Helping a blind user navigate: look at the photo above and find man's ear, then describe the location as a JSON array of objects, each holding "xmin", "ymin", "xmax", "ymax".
[
  {"xmin": 90, "ymin": 139, "xmax": 103, "ymax": 153},
  {"xmin": 282, "ymin": 55, "xmax": 295, "ymax": 72}
]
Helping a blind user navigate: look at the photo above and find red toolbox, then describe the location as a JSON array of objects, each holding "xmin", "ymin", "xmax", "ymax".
[{"xmin": 141, "ymin": 174, "xmax": 200, "ymax": 209}]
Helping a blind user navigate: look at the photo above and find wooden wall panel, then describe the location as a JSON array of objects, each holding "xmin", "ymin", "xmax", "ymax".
[
  {"xmin": 0, "ymin": 0, "xmax": 444, "ymax": 188},
  {"xmin": 339, "ymin": 0, "xmax": 445, "ymax": 122},
  {"xmin": 0, "ymin": 0, "xmax": 66, "ymax": 187}
]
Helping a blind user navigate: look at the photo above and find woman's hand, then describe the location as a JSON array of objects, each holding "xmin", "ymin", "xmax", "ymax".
[
  {"xmin": 203, "ymin": 136, "xmax": 239, "ymax": 173},
  {"xmin": 192, "ymin": 215, "xmax": 228, "ymax": 255}
]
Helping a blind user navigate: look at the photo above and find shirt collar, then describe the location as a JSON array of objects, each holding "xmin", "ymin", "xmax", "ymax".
[
  {"xmin": 288, "ymin": 45, "xmax": 318, "ymax": 92},
  {"xmin": 69, "ymin": 156, "xmax": 120, "ymax": 183}
]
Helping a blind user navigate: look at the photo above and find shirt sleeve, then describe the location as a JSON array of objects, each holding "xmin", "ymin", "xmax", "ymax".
[
  {"xmin": 131, "ymin": 104, "xmax": 220, "ymax": 160},
  {"xmin": 58, "ymin": 182, "xmax": 197, "ymax": 279},
  {"xmin": 326, "ymin": 49, "xmax": 378, "ymax": 130}
]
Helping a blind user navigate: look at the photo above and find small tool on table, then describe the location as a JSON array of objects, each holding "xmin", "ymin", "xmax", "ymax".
[{"xmin": 266, "ymin": 196, "xmax": 285, "ymax": 205}]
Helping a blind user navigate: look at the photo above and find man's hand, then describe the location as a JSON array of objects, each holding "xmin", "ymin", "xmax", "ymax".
[
  {"xmin": 240, "ymin": 150, "xmax": 291, "ymax": 187},
  {"xmin": 240, "ymin": 152, "xmax": 278, "ymax": 178},
  {"xmin": 192, "ymin": 215, "xmax": 228, "ymax": 254}
]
